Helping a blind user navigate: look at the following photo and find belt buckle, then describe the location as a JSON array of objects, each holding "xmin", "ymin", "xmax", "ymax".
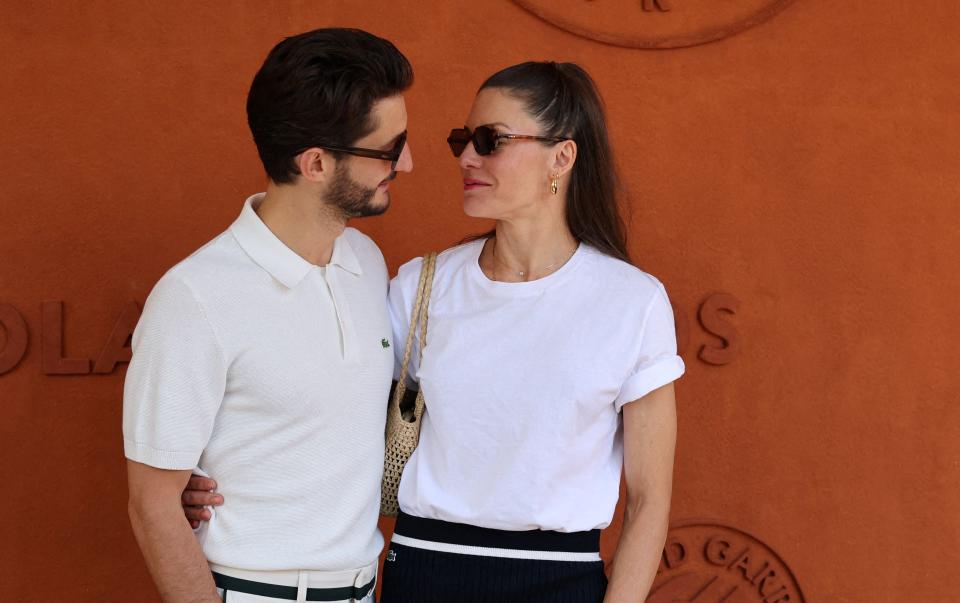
[{"xmin": 351, "ymin": 569, "xmax": 376, "ymax": 602}]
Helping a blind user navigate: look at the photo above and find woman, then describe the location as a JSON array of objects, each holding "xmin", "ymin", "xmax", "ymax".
[{"xmin": 185, "ymin": 62, "xmax": 683, "ymax": 602}]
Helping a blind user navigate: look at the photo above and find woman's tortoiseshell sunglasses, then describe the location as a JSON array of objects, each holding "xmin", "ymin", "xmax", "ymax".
[{"xmin": 447, "ymin": 126, "xmax": 569, "ymax": 157}]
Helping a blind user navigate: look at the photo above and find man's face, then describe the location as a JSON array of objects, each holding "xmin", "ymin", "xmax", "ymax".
[{"xmin": 326, "ymin": 94, "xmax": 412, "ymax": 219}]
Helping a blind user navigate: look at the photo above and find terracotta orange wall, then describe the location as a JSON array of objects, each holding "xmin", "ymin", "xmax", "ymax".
[{"xmin": 1, "ymin": 2, "xmax": 957, "ymax": 601}]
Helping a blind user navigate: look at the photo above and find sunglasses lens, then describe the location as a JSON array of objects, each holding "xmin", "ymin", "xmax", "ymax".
[
  {"xmin": 447, "ymin": 129, "xmax": 470, "ymax": 157},
  {"xmin": 391, "ymin": 133, "xmax": 407, "ymax": 169},
  {"xmin": 473, "ymin": 126, "xmax": 496, "ymax": 155}
]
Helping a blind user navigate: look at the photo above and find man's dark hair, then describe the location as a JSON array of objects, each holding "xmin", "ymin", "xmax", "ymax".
[{"xmin": 247, "ymin": 28, "xmax": 413, "ymax": 184}]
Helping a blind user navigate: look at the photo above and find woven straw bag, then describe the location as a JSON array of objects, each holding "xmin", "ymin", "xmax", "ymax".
[{"xmin": 380, "ymin": 252, "xmax": 438, "ymax": 517}]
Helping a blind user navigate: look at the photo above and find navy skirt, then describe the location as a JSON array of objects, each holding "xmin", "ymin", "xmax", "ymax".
[{"xmin": 380, "ymin": 512, "xmax": 607, "ymax": 603}]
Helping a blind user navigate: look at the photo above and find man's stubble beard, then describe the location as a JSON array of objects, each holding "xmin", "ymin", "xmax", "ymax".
[{"xmin": 325, "ymin": 160, "xmax": 394, "ymax": 220}]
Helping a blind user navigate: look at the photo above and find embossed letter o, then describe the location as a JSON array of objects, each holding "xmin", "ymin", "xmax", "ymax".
[{"xmin": 0, "ymin": 304, "xmax": 29, "ymax": 375}]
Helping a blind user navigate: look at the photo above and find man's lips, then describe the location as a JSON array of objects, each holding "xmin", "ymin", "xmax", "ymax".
[{"xmin": 463, "ymin": 179, "xmax": 491, "ymax": 190}]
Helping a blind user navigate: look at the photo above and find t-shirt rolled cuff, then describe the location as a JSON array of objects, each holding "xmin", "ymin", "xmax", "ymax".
[
  {"xmin": 124, "ymin": 439, "xmax": 200, "ymax": 470},
  {"xmin": 614, "ymin": 356, "xmax": 685, "ymax": 412}
]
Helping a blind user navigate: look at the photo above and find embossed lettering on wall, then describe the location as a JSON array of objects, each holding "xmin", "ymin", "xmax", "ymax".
[
  {"xmin": 651, "ymin": 521, "xmax": 805, "ymax": 602},
  {"xmin": 0, "ymin": 293, "xmax": 740, "ymax": 376},
  {"xmin": 0, "ymin": 301, "xmax": 140, "ymax": 376},
  {"xmin": 641, "ymin": 0, "xmax": 671, "ymax": 12},
  {"xmin": 673, "ymin": 293, "xmax": 740, "ymax": 366},
  {"xmin": 511, "ymin": 0, "xmax": 797, "ymax": 49},
  {"xmin": 0, "ymin": 304, "xmax": 29, "ymax": 374}
]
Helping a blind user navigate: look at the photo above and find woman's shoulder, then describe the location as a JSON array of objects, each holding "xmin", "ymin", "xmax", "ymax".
[
  {"xmin": 391, "ymin": 238, "xmax": 484, "ymax": 291},
  {"xmin": 579, "ymin": 245, "xmax": 670, "ymax": 301}
]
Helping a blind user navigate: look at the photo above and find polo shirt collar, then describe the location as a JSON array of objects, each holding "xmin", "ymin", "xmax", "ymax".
[
  {"xmin": 329, "ymin": 229, "xmax": 363, "ymax": 276},
  {"xmin": 230, "ymin": 193, "xmax": 363, "ymax": 289}
]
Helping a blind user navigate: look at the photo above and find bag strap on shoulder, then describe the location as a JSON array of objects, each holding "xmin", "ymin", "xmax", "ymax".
[{"xmin": 392, "ymin": 252, "xmax": 438, "ymax": 408}]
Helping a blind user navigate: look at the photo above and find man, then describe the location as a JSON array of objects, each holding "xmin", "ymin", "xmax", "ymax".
[{"xmin": 123, "ymin": 28, "xmax": 413, "ymax": 602}]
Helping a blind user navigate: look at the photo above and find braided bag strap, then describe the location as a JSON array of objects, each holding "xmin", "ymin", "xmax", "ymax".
[{"xmin": 390, "ymin": 252, "xmax": 437, "ymax": 420}]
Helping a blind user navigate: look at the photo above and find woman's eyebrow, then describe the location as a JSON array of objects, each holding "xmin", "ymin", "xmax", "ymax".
[{"xmin": 466, "ymin": 122, "xmax": 512, "ymax": 131}]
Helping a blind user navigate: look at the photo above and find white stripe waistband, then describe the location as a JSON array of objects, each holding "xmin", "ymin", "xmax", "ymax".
[
  {"xmin": 389, "ymin": 534, "xmax": 602, "ymax": 562},
  {"xmin": 209, "ymin": 560, "xmax": 377, "ymax": 589}
]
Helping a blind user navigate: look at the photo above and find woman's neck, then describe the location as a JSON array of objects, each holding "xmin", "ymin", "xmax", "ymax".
[{"xmin": 482, "ymin": 217, "xmax": 579, "ymax": 282}]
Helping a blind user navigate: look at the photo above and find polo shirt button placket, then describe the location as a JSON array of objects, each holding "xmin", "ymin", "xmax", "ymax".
[{"xmin": 322, "ymin": 267, "xmax": 357, "ymax": 363}]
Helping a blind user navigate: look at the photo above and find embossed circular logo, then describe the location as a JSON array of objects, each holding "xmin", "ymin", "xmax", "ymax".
[
  {"xmin": 648, "ymin": 522, "xmax": 805, "ymax": 602},
  {"xmin": 511, "ymin": 0, "xmax": 797, "ymax": 49}
]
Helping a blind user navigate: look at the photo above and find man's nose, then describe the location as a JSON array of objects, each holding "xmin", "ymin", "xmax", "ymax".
[{"xmin": 395, "ymin": 141, "xmax": 413, "ymax": 173}]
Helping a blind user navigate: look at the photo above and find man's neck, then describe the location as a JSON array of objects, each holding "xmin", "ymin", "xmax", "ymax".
[{"xmin": 255, "ymin": 182, "xmax": 346, "ymax": 266}]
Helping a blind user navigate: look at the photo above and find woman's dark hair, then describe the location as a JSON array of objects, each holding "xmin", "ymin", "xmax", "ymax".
[
  {"xmin": 480, "ymin": 62, "xmax": 631, "ymax": 264},
  {"xmin": 247, "ymin": 28, "xmax": 413, "ymax": 184}
]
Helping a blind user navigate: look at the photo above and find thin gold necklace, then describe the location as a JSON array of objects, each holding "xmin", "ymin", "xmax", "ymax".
[{"xmin": 490, "ymin": 237, "xmax": 577, "ymax": 282}]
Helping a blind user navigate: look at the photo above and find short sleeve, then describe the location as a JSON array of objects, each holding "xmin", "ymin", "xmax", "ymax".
[
  {"xmin": 122, "ymin": 276, "xmax": 228, "ymax": 469},
  {"xmin": 387, "ymin": 257, "xmax": 424, "ymax": 385},
  {"xmin": 614, "ymin": 282, "xmax": 685, "ymax": 411}
]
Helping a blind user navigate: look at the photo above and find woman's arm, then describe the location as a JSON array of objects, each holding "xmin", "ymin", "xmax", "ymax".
[{"xmin": 604, "ymin": 382, "xmax": 677, "ymax": 602}]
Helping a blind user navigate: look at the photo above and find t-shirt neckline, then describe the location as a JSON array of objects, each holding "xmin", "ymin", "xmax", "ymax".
[{"xmin": 468, "ymin": 237, "xmax": 587, "ymax": 297}]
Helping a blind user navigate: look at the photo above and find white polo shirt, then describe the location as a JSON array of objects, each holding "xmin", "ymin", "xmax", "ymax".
[
  {"xmin": 388, "ymin": 240, "xmax": 684, "ymax": 533},
  {"xmin": 123, "ymin": 194, "xmax": 394, "ymax": 571}
]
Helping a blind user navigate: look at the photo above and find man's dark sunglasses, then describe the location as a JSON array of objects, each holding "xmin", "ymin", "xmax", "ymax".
[
  {"xmin": 447, "ymin": 126, "xmax": 569, "ymax": 157},
  {"xmin": 318, "ymin": 131, "xmax": 407, "ymax": 170}
]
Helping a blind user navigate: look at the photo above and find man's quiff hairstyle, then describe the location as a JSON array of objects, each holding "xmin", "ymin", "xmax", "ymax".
[{"xmin": 246, "ymin": 28, "xmax": 414, "ymax": 184}]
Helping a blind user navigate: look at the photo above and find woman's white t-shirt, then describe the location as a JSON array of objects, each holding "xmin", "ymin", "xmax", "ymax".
[{"xmin": 388, "ymin": 239, "xmax": 684, "ymax": 533}]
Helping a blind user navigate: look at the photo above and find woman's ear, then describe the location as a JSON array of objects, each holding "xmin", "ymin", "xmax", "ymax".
[{"xmin": 551, "ymin": 139, "xmax": 578, "ymax": 178}]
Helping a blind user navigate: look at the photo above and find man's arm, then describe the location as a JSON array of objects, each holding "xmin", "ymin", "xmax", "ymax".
[
  {"xmin": 604, "ymin": 382, "xmax": 677, "ymax": 602},
  {"xmin": 127, "ymin": 460, "xmax": 220, "ymax": 603}
]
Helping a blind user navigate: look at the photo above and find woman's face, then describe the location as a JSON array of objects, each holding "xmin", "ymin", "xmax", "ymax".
[{"xmin": 458, "ymin": 87, "xmax": 559, "ymax": 221}]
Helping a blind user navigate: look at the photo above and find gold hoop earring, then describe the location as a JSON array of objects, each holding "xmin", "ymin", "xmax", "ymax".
[{"xmin": 551, "ymin": 174, "xmax": 559, "ymax": 195}]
